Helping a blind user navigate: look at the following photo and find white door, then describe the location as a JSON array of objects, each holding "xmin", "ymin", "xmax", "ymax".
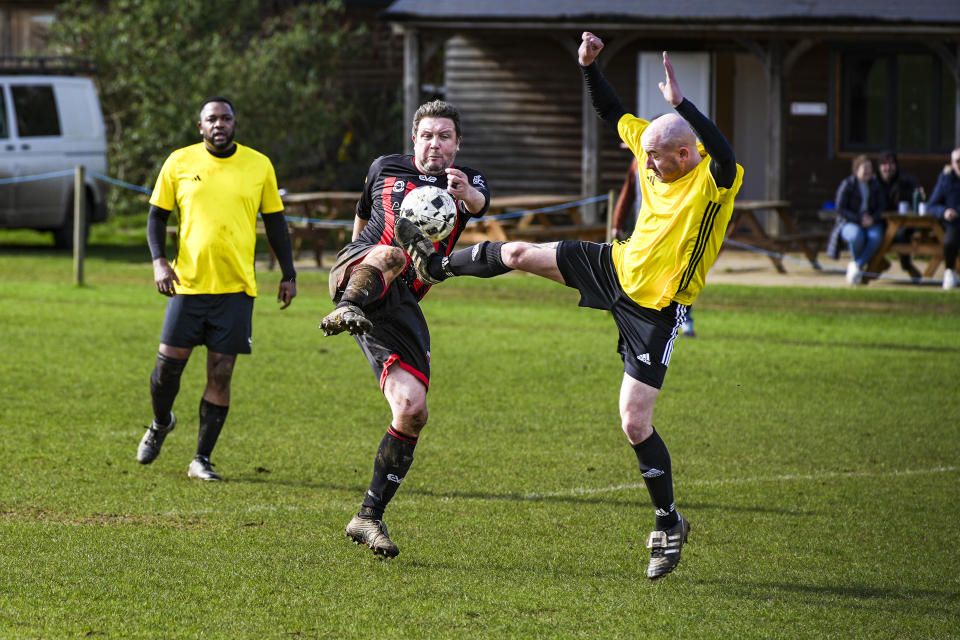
[
  {"xmin": 637, "ymin": 51, "xmax": 712, "ymax": 120},
  {"xmin": 731, "ymin": 53, "xmax": 769, "ymax": 202}
]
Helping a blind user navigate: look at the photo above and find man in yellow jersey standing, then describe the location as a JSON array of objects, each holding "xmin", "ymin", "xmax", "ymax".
[
  {"xmin": 137, "ymin": 97, "xmax": 298, "ymax": 481},
  {"xmin": 396, "ymin": 32, "xmax": 743, "ymax": 579}
]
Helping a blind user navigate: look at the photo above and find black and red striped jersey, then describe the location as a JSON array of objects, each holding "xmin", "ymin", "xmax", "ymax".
[{"xmin": 354, "ymin": 153, "xmax": 490, "ymax": 299}]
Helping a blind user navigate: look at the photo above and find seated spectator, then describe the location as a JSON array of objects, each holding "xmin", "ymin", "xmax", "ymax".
[
  {"xmin": 826, "ymin": 155, "xmax": 886, "ymax": 285},
  {"xmin": 877, "ymin": 150, "xmax": 922, "ymax": 280},
  {"xmin": 926, "ymin": 147, "xmax": 960, "ymax": 289}
]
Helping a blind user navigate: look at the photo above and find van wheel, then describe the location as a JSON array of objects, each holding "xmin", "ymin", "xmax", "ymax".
[{"xmin": 52, "ymin": 195, "xmax": 92, "ymax": 250}]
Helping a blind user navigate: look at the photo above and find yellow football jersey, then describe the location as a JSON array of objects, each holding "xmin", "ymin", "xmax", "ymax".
[
  {"xmin": 150, "ymin": 143, "xmax": 283, "ymax": 297},
  {"xmin": 612, "ymin": 114, "xmax": 743, "ymax": 310}
]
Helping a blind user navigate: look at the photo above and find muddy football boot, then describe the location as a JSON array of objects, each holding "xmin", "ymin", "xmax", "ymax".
[
  {"xmin": 319, "ymin": 304, "xmax": 373, "ymax": 336},
  {"xmin": 394, "ymin": 217, "xmax": 445, "ymax": 285}
]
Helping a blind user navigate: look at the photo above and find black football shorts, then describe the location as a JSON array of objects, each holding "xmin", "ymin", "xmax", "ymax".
[
  {"xmin": 160, "ymin": 291, "xmax": 254, "ymax": 355},
  {"xmin": 556, "ymin": 241, "xmax": 689, "ymax": 389},
  {"xmin": 329, "ymin": 242, "xmax": 431, "ymax": 390}
]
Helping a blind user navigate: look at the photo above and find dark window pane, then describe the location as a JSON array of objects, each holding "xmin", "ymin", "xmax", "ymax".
[
  {"xmin": 940, "ymin": 63, "xmax": 957, "ymax": 150},
  {"xmin": 896, "ymin": 54, "xmax": 933, "ymax": 151},
  {"xmin": 846, "ymin": 56, "xmax": 886, "ymax": 146},
  {"xmin": 0, "ymin": 90, "xmax": 7, "ymax": 139},
  {"xmin": 11, "ymin": 85, "xmax": 60, "ymax": 137}
]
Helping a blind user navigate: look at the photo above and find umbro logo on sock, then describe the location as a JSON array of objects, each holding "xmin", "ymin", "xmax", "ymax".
[{"xmin": 636, "ymin": 353, "xmax": 651, "ymax": 365}]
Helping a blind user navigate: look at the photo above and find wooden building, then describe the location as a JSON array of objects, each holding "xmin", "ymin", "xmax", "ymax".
[{"xmin": 382, "ymin": 1, "xmax": 960, "ymax": 229}]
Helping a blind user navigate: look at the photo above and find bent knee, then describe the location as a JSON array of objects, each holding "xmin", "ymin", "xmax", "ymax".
[
  {"xmin": 367, "ymin": 245, "xmax": 407, "ymax": 278},
  {"xmin": 500, "ymin": 242, "xmax": 537, "ymax": 268},
  {"xmin": 621, "ymin": 415, "xmax": 653, "ymax": 444}
]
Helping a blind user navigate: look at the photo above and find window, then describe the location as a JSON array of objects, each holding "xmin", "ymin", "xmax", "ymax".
[
  {"xmin": 0, "ymin": 89, "xmax": 7, "ymax": 139},
  {"xmin": 840, "ymin": 50, "xmax": 956, "ymax": 154},
  {"xmin": 11, "ymin": 85, "xmax": 60, "ymax": 137}
]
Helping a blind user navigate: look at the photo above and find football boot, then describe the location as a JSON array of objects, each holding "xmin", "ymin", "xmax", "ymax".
[
  {"xmin": 137, "ymin": 412, "xmax": 176, "ymax": 464},
  {"xmin": 645, "ymin": 512, "xmax": 690, "ymax": 580},
  {"xmin": 187, "ymin": 455, "xmax": 222, "ymax": 481},
  {"xmin": 345, "ymin": 514, "xmax": 400, "ymax": 558},
  {"xmin": 319, "ymin": 303, "xmax": 373, "ymax": 336},
  {"xmin": 394, "ymin": 217, "xmax": 445, "ymax": 285}
]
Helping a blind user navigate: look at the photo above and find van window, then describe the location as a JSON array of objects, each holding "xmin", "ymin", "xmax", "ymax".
[
  {"xmin": 0, "ymin": 90, "xmax": 7, "ymax": 138},
  {"xmin": 12, "ymin": 85, "xmax": 61, "ymax": 137}
]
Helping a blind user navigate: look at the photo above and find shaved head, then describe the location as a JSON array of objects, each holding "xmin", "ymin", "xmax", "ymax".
[
  {"xmin": 640, "ymin": 114, "xmax": 702, "ymax": 183},
  {"xmin": 641, "ymin": 114, "xmax": 697, "ymax": 152}
]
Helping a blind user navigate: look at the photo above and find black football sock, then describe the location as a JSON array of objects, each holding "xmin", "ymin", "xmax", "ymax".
[
  {"xmin": 149, "ymin": 353, "xmax": 187, "ymax": 427},
  {"xmin": 359, "ymin": 426, "xmax": 418, "ymax": 520},
  {"xmin": 339, "ymin": 264, "xmax": 386, "ymax": 309},
  {"xmin": 442, "ymin": 241, "xmax": 513, "ymax": 278},
  {"xmin": 197, "ymin": 398, "xmax": 229, "ymax": 459},
  {"xmin": 631, "ymin": 427, "xmax": 679, "ymax": 530}
]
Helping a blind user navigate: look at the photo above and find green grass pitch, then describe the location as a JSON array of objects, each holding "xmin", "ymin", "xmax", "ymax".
[{"xmin": 1, "ymin": 247, "xmax": 958, "ymax": 639}]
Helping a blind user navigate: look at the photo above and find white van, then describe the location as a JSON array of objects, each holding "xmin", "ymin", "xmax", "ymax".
[{"xmin": 0, "ymin": 75, "xmax": 108, "ymax": 248}]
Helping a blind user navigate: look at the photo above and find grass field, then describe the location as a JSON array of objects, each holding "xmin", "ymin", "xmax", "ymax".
[{"xmin": 1, "ymin": 245, "xmax": 958, "ymax": 639}]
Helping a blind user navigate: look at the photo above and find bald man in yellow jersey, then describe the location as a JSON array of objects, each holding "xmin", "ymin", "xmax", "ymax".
[
  {"xmin": 396, "ymin": 32, "xmax": 743, "ymax": 579},
  {"xmin": 137, "ymin": 97, "xmax": 297, "ymax": 481}
]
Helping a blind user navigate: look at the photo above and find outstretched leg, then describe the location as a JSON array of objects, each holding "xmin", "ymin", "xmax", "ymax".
[{"xmin": 395, "ymin": 216, "xmax": 563, "ymax": 283}]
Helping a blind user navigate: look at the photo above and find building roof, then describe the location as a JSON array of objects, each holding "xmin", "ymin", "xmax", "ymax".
[{"xmin": 382, "ymin": 1, "xmax": 960, "ymax": 31}]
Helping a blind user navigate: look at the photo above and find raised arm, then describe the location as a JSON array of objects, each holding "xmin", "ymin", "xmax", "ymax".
[
  {"xmin": 578, "ymin": 32, "xmax": 626, "ymax": 127},
  {"xmin": 658, "ymin": 51, "xmax": 737, "ymax": 189}
]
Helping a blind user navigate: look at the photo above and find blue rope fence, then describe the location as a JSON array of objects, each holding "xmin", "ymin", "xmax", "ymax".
[{"xmin": 13, "ymin": 168, "xmax": 939, "ymax": 284}]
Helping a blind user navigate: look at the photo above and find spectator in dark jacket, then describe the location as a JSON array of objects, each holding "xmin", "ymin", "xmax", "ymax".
[
  {"xmin": 926, "ymin": 147, "xmax": 960, "ymax": 289},
  {"xmin": 826, "ymin": 154, "xmax": 885, "ymax": 285},
  {"xmin": 877, "ymin": 150, "xmax": 922, "ymax": 280}
]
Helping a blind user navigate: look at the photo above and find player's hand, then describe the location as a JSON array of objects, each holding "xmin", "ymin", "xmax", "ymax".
[
  {"xmin": 658, "ymin": 51, "xmax": 684, "ymax": 107},
  {"xmin": 278, "ymin": 280, "xmax": 297, "ymax": 310},
  {"xmin": 445, "ymin": 167, "xmax": 478, "ymax": 202},
  {"xmin": 153, "ymin": 258, "xmax": 179, "ymax": 297},
  {"xmin": 862, "ymin": 213, "xmax": 874, "ymax": 227},
  {"xmin": 945, "ymin": 208, "xmax": 958, "ymax": 222},
  {"xmin": 446, "ymin": 167, "xmax": 485, "ymax": 214},
  {"xmin": 578, "ymin": 32, "xmax": 604, "ymax": 66}
]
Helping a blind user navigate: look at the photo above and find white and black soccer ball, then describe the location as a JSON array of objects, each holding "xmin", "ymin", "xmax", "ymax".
[{"xmin": 399, "ymin": 185, "xmax": 457, "ymax": 242}]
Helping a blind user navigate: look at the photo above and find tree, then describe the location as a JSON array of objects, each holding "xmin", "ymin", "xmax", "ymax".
[{"xmin": 49, "ymin": 0, "xmax": 372, "ymax": 221}]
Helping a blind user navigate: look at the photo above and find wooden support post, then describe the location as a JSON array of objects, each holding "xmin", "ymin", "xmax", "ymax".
[
  {"xmin": 403, "ymin": 27, "xmax": 420, "ymax": 156},
  {"xmin": 73, "ymin": 165, "xmax": 85, "ymax": 286}
]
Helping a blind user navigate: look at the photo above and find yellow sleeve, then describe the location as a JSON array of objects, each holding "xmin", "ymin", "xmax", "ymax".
[
  {"xmin": 617, "ymin": 114, "xmax": 650, "ymax": 160},
  {"xmin": 260, "ymin": 160, "xmax": 284, "ymax": 214},
  {"xmin": 148, "ymin": 153, "xmax": 178, "ymax": 210}
]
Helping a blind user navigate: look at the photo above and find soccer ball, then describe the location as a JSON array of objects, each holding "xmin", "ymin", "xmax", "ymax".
[{"xmin": 399, "ymin": 185, "xmax": 457, "ymax": 242}]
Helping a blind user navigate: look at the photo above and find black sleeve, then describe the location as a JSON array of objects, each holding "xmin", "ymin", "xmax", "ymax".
[
  {"xmin": 580, "ymin": 62, "xmax": 627, "ymax": 128},
  {"xmin": 674, "ymin": 99, "xmax": 737, "ymax": 189},
  {"xmin": 463, "ymin": 167, "xmax": 491, "ymax": 217},
  {"xmin": 147, "ymin": 205, "xmax": 171, "ymax": 260},
  {"xmin": 355, "ymin": 156, "xmax": 385, "ymax": 221},
  {"xmin": 261, "ymin": 212, "xmax": 297, "ymax": 281}
]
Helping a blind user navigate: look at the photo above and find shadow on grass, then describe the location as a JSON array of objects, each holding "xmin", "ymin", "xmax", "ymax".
[
  {"xmin": 698, "ymin": 579, "xmax": 958, "ymax": 616},
  {"xmin": 0, "ymin": 242, "xmax": 148, "ymax": 263}
]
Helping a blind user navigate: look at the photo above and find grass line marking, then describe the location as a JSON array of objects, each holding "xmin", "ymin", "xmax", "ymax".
[{"xmin": 521, "ymin": 465, "xmax": 958, "ymax": 500}]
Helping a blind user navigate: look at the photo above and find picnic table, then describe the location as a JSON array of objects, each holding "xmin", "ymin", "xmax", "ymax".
[
  {"xmin": 864, "ymin": 213, "xmax": 947, "ymax": 280},
  {"xmin": 722, "ymin": 199, "xmax": 825, "ymax": 273},
  {"xmin": 460, "ymin": 194, "xmax": 607, "ymax": 244}
]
